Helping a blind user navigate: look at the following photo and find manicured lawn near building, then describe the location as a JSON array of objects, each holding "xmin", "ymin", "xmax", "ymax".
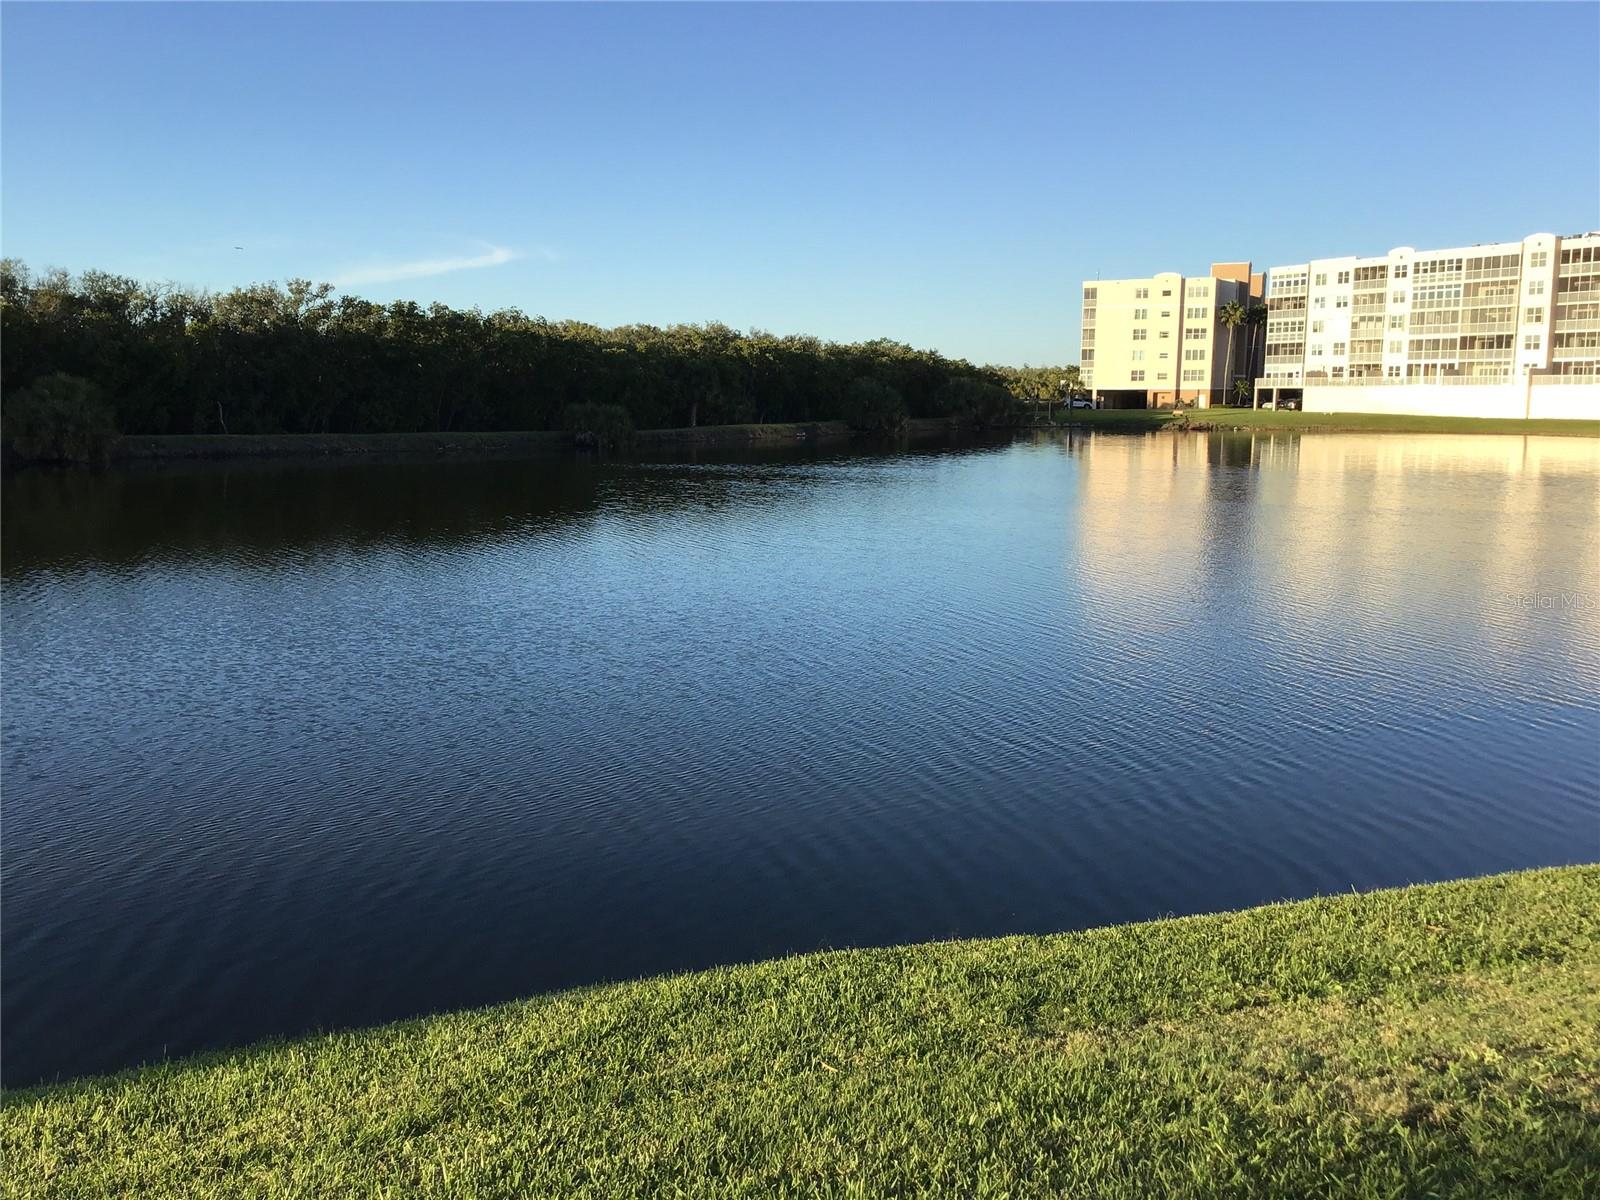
[
  {"xmin": 1061, "ymin": 408, "xmax": 1600, "ymax": 436},
  {"xmin": 4, "ymin": 866, "xmax": 1597, "ymax": 1198}
]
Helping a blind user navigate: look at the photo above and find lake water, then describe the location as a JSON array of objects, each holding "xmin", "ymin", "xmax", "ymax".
[{"xmin": 4, "ymin": 430, "xmax": 1598, "ymax": 1087}]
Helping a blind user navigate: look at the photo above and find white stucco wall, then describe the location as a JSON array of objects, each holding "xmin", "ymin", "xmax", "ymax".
[{"xmin": 1302, "ymin": 382, "xmax": 1600, "ymax": 421}]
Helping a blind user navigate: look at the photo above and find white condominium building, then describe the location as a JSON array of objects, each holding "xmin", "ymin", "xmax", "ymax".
[
  {"xmin": 1080, "ymin": 262, "xmax": 1263, "ymax": 409},
  {"xmin": 1259, "ymin": 231, "xmax": 1600, "ymax": 399}
]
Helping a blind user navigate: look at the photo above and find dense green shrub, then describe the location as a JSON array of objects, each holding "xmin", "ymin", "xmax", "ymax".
[
  {"xmin": 563, "ymin": 401, "xmax": 636, "ymax": 451},
  {"xmin": 936, "ymin": 377, "xmax": 1023, "ymax": 427},
  {"xmin": 2, "ymin": 373, "xmax": 117, "ymax": 464},
  {"xmin": 844, "ymin": 377, "xmax": 907, "ymax": 433}
]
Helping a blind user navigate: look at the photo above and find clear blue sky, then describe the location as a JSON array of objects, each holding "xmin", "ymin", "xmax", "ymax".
[{"xmin": 3, "ymin": 2, "xmax": 1597, "ymax": 366}]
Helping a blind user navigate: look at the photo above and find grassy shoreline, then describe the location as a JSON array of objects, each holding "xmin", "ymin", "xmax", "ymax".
[
  {"xmin": 1057, "ymin": 408, "xmax": 1600, "ymax": 436},
  {"xmin": 105, "ymin": 418, "xmax": 970, "ymax": 462},
  {"xmin": 4, "ymin": 865, "xmax": 1596, "ymax": 1197},
  {"xmin": 95, "ymin": 409, "xmax": 1600, "ymax": 462}
]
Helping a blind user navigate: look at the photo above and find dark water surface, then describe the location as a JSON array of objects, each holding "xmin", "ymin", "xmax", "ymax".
[{"xmin": 4, "ymin": 431, "xmax": 1598, "ymax": 1086}]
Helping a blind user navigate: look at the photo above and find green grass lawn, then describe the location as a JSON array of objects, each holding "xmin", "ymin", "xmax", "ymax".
[
  {"xmin": 4, "ymin": 866, "xmax": 1596, "ymax": 1198},
  {"xmin": 1056, "ymin": 407, "xmax": 1600, "ymax": 437}
]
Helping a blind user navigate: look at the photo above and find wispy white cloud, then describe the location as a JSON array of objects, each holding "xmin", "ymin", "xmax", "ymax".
[{"xmin": 331, "ymin": 243, "xmax": 523, "ymax": 287}]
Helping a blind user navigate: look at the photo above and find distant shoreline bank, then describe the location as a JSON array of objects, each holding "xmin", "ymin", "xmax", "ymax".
[
  {"xmin": 25, "ymin": 408, "xmax": 1600, "ymax": 467},
  {"xmin": 105, "ymin": 418, "xmax": 970, "ymax": 463},
  {"xmin": 1053, "ymin": 408, "xmax": 1600, "ymax": 437}
]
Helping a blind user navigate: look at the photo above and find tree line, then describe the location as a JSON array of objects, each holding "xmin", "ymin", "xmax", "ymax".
[{"xmin": 1, "ymin": 261, "xmax": 1083, "ymax": 457}]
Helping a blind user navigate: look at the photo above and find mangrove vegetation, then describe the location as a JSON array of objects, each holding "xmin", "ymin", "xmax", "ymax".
[{"xmin": 0, "ymin": 261, "xmax": 1053, "ymax": 458}]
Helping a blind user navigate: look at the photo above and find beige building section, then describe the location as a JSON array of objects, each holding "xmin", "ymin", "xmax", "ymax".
[
  {"xmin": 1081, "ymin": 263, "xmax": 1261, "ymax": 409},
  {"xmin": 1255, "ymin": 231, "xmax": 1600, "ymax": 418}
]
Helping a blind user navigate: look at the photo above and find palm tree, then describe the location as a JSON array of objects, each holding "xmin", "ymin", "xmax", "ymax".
[
  {"xmin": 1245, "ymin": 304, "xmax": 1268, "ymax": 388},
  {"xmin": 1217, "ymin": 301, "xmax": 1246, "ymax": 408}
]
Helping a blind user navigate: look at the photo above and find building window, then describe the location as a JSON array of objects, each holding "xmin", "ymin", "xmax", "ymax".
[
  {"xmin": 1529, "ymin": 280, "xmax": 1545, "ymax": 296},
  {"xmin": 1184, "ymin": 348, "xmax": 1206, "ymax": 360},
  {"xmin": 1186, "ymin": 306, "xmax": 1207, "ymax": 319},
  {"xmin": 1314, "ymin": 272, "xmax": 1327, "ymax": 286},
  {"xmin": 1337, "ymin": 270, "xmax": 1351, "ymax": 284},
  {"xmin": 1182, "ymin": 368, "xmax": 1205, "ymax": 381},
  {"xmin": 1311, "ymin": 320, "xmax": 1324, "ymax": 333},
  {"xmin": 1131, "ymin": 350, "xmax": 1145, "ymax": 361},
  {"xmin": 1083, "ymin": 287, "xmax": 1097, "ymax": 300},
  {"xmin": 1160, "ymin": 310, "xmax": 1171, "ymax": 318},
  {"xmin": 1386, "ymin": 365, "xmax": 1401, "ymax": 378},
  {"xmin": 1524, "ymin": 334, "xmax": 1541, "ymax": 350},
  {"xmin": 1190, "ymin": 285, "xmax": 1210, "ymax": 299},
  {"xmin": 1393, "ymin": 264, "xmax": 1409, "ymax": 279},
  {"xmin": 1529, "ymin": 251, "xmax": 1548, "ymax": 269},
  {"xmin": 1388, "ymin": 340, "xmax": 1402, "ymax": 353},
  {"xmin": 1161, "ymin": 289, "xmax": 1172, "ymax": 297},
  {"xmin": 1156, "ymin": 372, "xmax": 1168, "ymax": 380},
  {"xmin": 1524, "ymin": 307, "xmax": 1544, "ymax": 324},
  {"xmin": 1311, "ymin": 345, "xmax": 1324, "ymax": 357},
  {"xmin": 1335, "ymin": 297, "xmax": 1349, "ymax": 309},
  {"xmin": 1130, "ymin": 370, "xmax": 1145, "ymax": 381},
  {"xmin": 1159, "ymin": 330, "xmax": 1170, "ymax": 338},
  {"xmin": 1159, "ymin": 351, "xmax": 1169, "ymax": 359},
  {"xmin": 1333, "ymin": 342, "xmax": 1346, "ymax": 355},
  {"xmin": 1391, "ymin": 291, "xmax": 1406, "ymax": 305},
  {"xmin": 1389, "ymin": 315, "xmax": 1404, "ymax": 329},
  {"xmin": 1135, "ymin": 287, "xmax": 1149, "ymax": 299}
]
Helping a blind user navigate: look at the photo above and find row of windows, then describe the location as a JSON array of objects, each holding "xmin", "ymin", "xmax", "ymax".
[
  {"xmin": 1184, "ymin": 348, "xmax": 1206, "ymax": 360},
  {"xmin": 1411, "ymin": 310, "xmax": 1461, "ymax": 329},
  {"xmin": 1465, "ymin": 253, "xmax": 1520, "ymax": 272},
  {"xmin": 1557, "ymin": 302, "xmax": 1600, "ymax": 321},
  {"xmin": 1185, "ymin": 327, "xmax": 1207, "ymax": 340},
  {"xmin": 1353, "ymin": 266, "xmax": 1388, "ymax": 283},
  {"xmin": 1415, "ymin": 257, "xmax": 1465, "ymax": 277},
  {"xmin": 1464, "ymin": 280, "xmax": 1518, "ymax": 301},
  {"xmin": 1561, "ymin": 245, "xmax": 1600, "ymax": 265},
  {"xmin": 1413, "ymin": 284, "xmax": 1463, "ymax": 303},
  {"xmin": 1182, "ymin": 369, "xmax": 1206, "ymax": 381},
  {"xmin": 1554, "ymin": 331, "xmax": 1600, "ymax": 349},
  {"xmin": 1185, "ymin": 306, "xmax": 1208, "ymax": 319},
  {"xmin": 1558, "ymin": 275, "xmax": 1600, "ymax": 294}
]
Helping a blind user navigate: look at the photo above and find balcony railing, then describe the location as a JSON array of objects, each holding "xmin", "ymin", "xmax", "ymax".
[{"xmin": 1274, "ymin": 373, "xmax": 1595, "ymax": 386}]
